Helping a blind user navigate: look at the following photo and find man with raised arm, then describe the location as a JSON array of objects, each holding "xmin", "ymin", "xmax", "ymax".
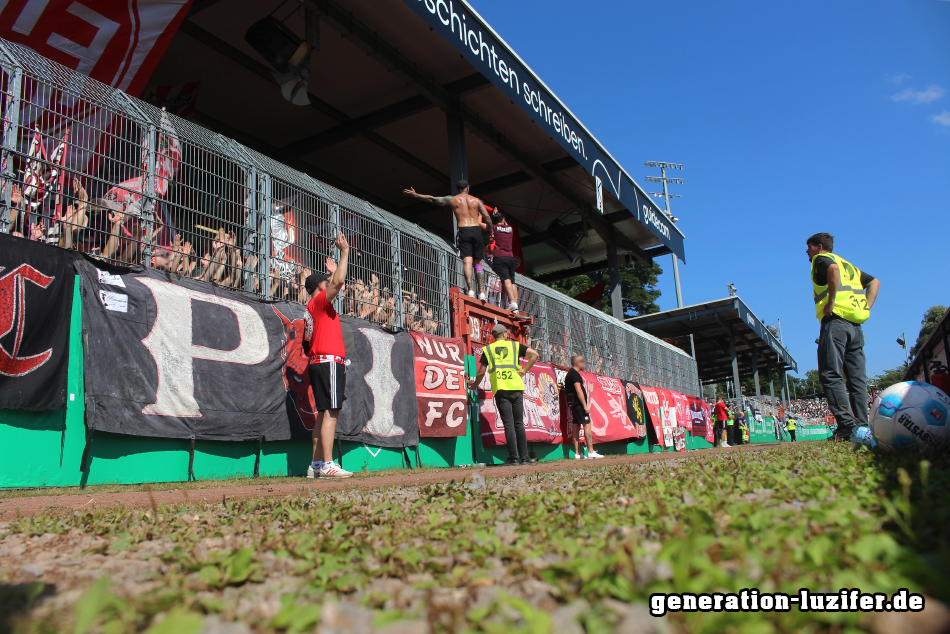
[
  {"xmin": 403, "ymin": 180, "xmax": 494, "ymax": 300},
  {"xmin": 486, "ymin": 208, "xmax": 521, "ymax": 314},
  {"xmin": 304, "ymin": 231, "xmax": 352, "ymax": 479}
]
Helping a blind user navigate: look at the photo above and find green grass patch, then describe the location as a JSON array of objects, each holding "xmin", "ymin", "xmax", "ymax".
[{"xmin": 1, "ymin": 443, "xmax": 948, "ymax": 633}]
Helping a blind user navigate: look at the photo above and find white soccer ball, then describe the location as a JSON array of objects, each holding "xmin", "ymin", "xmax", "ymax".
[{"xmin": 869, "ymin": 381, "xmax": 950, "ymax": 452}]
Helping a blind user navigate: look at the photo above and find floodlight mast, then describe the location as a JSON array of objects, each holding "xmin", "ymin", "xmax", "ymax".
[{"xmin": 645, "ymin": 161, "xmax": 684, "ymax": 308}]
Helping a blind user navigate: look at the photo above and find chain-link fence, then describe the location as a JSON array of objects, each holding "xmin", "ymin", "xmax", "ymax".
[{"xmin": 0, "ymin": 38, "xmax": 699, "ymax": 396}]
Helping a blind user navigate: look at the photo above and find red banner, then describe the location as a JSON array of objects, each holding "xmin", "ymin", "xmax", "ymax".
[
  {"xmin": 671, "ymin": 391, "xmax": 692, "ymax": 431},
  {"xmin": 688, "ymin": 397, "xmax": 714, "ymax": 443},
  {"xmin": 657, "ymin": 389, "xmax": 687, "ymax": 450},
  {"xmin": 562, "ymin": 370, "xmax": 638, "ymax": 444},
  {"xmin": 641, "ymin": 386, "xmax": 666, "ymax": 446},
  {"xmin": 478, "ymin": 361, "xmax": 562, "ymax": 446},
  {"xmin": 410, "ymin": 331, "xmax": 467, "ymax": 437}
]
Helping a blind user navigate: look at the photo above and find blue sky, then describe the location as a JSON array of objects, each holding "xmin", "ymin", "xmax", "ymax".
[{"xmin": 471, "ymin": 0, "xmax": 950, "ymax": 379}]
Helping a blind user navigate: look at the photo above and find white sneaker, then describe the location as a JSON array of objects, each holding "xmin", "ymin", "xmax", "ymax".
[
  {"xmin": 588, "ymin": 450, "xmax": 604, "ymax": 459},
  {"xmin": 478, "ymin": 292, "xmax": 487, "ymax": 301},
  {"xmin": 306, "ymin": 462, "xmax": 323, "ymax": 479},
  {"xmin": 319, "ymin": 461, "xmax": 352, "ymax": 478},
  {"xmin": 574, "ymin": 453, "xmax": 584, "ymax": 460},
  {"xmin": 721, "ymin": 442, "xmax": 731, "ymax": 448},
  {"xmin": 467, "ymin": 289, "xmax": 476, "ymax": 297},
  {"xmin": 507, "ymin": 303, "xmax": 519, "ymax": 311}
]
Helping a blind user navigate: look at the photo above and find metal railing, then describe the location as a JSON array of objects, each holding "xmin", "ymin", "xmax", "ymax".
[{"xmin": 0, "ymin": 38, "xmax": 700, "ymax": 396}]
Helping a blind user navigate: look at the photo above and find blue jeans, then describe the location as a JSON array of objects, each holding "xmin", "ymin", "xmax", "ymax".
[{"xmin": 817, "ymin": 317, "xmax": 868, "ymax": 431}]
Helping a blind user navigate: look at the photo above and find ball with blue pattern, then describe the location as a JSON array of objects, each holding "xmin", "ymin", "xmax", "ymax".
[{"xmin": 869, "ymin": 381, "xmax": 950, "ymax": 452}]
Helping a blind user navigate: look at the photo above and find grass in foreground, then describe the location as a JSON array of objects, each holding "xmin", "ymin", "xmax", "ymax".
[{"xmin": 1, "ymin": 443, "xmax": 948, "ymax": 634}]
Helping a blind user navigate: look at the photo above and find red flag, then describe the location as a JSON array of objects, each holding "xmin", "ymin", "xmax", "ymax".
[
  {"xmin": 574, "ymin": 281, "xmax": 606, "ymax": 308},
  {"xmin": 411, "ymin": 331, "xmax": 468, "ymax": 437},
  {"xmin": 641, "ymin": 386, "xmax": 668, "ymax": 447},
  {"xmin": 562, "ymin": 369, "xmax": 637, "ymax": 443}
]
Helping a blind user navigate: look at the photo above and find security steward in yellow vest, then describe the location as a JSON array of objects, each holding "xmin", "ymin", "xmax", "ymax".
[
  {"xmin": 786, "ymin": 417, "xmax": 797, "ymax": 442},
  {"xmin": 806, "ymin": 232, "xmax": 880, "ymax": 440},
  {"xmin": 469, "ymin": 323, "xmax": 540, "ymax": 465}
]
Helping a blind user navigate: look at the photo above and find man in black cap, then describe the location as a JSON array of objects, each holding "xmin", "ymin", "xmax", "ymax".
[
  {"xmin": 403, "ymin": 180, "xmax": 494, "ymax": 300},
  {"xmin": 304, "ymin": 231, "xmax": 351, "ymax": 479}
]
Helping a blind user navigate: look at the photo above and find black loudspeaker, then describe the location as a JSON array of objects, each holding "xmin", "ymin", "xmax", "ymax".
[{"xmin": 244, "ymin": 15, "xmax": 301, "ymax": 73}]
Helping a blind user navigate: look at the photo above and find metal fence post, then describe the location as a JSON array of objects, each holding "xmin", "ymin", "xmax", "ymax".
[
  {"xmin": 391, "ymin": 229, "xmax": 404, "ymax": 328},
  {"xmin": 437, "ymin": 248, "xmax": 449, "ymax": 337},
  {"xmin": 538, "ymin": 294, "xmax": 549, "ymax": 362},
  {"xmin": 243, "ymin": 168, "xmax": 259, "ymax": 293},
  {"xmin": 260, "ymin": 174, "xmax": 272, "ymax": 299},
  {"xmin": 140, "ymin": 123, "xmax": 157, "ymax": 267},
  {"xmin": 0, "ymin": 59, "xmax": 21, "ymax": 233}
]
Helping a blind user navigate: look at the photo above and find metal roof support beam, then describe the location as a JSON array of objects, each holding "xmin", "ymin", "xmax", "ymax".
[
  {"xmin": 768, "ymin": 364, "xmax": 776, "ymax": 405},
  {"xmin": 313, "ymin": 0, "xmax": 649, "ymax": 262},
  {"xmin": 282, "ymin": 73, "xmax": 491, "ymax": 157},
  {"xmin": 474, "ymin": 155, "xmax": 578, "ymax": 197},
  {"xmin": 178, "ymin": 19, "xmax": 449, "ymax": 185},
  {"xmin": 721, "ymin": 317, "xmax": 778, "ymax": 366},
  {"xmin": 284, "ymin": 95, "xmax": 431, "ymax": 156},
  {"xmin": 607, "ymin": 241, "xmax": 623, "ymax": 319},
  {"xmin": 729, "ymin": 333, "xmax": 742, "ymax": 403},
  {"xmin": 752, "ymin": 354, "xmax": 761, "ymax": 397}
]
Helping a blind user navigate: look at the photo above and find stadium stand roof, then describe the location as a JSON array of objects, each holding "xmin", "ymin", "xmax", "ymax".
[
  {"xmin": 625, "ymin": 297, "xmax": 798, "ymax": 386},
  {"xmin": 904, "ymin": 308, "xmax": 949, "ymax": 384},
  {"xmin": 147, "ymin": 0, "xmax": 684, "ymax": 278}
]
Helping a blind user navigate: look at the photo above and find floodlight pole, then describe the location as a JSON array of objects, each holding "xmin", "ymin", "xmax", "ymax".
[
  {"xmin": 645, "ymin": 162, "xmax": 684, "ymax": 308},
  {"xmin": 659, "ymin": 166, "xmax": 683, "ymax": 309}
]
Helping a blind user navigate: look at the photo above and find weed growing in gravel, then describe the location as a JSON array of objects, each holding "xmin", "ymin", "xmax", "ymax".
[{"xmin": 1, "ymin": 443, "xmax": 948, "ymax": 633}]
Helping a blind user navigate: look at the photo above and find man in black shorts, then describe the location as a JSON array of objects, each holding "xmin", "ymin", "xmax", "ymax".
[
  {"xmin": 486, "ymin": 209, "xmax": 520, "ymax": 313},
  {"xmin": 564, "ymin": 354, "xmax": 603, "ymax": 459},
  {"xmin": 403, "ymin": 181, "xmax": 493, "ymax": 300},
  {"xmin": 304, "ymin": 231, "xmax": 352, "ymax": 479}
]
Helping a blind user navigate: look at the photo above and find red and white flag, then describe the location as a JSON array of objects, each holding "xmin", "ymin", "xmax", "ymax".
[
  {"xmin": 0, "ymin": 0, "xmax": 193, "ymax": 97},
  {"xmin": 0, "ymin": 0, "xmax": 192, "ymax": 174}
]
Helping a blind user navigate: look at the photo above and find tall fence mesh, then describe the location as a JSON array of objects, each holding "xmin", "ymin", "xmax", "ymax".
[{"xmin": 0, "ymin": 39, "xmax": 699, "ymax": 396}]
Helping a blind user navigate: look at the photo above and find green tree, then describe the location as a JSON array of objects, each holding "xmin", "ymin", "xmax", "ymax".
[
  {"xmin": 911, "ymin": 305, "xmax": 947, "ymax": 356},
  {"xmin": 873, "ymin": 366, "xmax": 907, "ymax": 391},
  {"xmin": 546, "ymin": 260, "xmax": 663, "ymax": 318},
  {"xmin": 798, "ymin": 369, "xmax": 822, "ymax": 396}
]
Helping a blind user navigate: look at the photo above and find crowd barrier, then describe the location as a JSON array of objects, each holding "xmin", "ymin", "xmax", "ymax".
[
  {"xmin": 0, "ymin": 38, "xmax": 698, "ymax": 396},
  {"xmin": 0, "ymin": 272, "xmax": 829, "ymax": 490}
]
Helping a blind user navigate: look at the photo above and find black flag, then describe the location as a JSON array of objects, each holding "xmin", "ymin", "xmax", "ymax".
[{"xmin": 0, "ymin": 234, "xmax": 75, "ymax": 410}]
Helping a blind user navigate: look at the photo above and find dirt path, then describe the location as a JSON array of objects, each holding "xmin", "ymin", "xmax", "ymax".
[{"xmin": 0, "ymin": 444, "xmax": 777, "ymax": 520}]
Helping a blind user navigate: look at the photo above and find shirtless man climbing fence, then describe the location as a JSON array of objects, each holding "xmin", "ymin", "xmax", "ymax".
[{"xmin": 403, "ymin": 180, "xmax": 494, "ymax": 300}]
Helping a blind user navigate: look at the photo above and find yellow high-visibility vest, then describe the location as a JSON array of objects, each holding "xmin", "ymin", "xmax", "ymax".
[
  {"xmin": 811, "ymin": 253, "xmax": 870, "ymax": 324},
  {"xmin": 484, "ymin": 340, "xmax": 524, "ymax": 392},
  {"xmin": 786, "ymin": 419, "xmax": 796, "ymax": 431}
]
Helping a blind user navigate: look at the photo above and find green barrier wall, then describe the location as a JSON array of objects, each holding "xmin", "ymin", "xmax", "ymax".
[{"xmin": 0, "ymin": 283, "xmax": 829, "ymax": 489}]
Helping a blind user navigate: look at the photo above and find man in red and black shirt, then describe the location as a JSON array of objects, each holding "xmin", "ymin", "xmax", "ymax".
[
  {"xmin": 487, "ymin": 209, "xmax": 519, "ymax": 313},
  {"xmin": 304, "ymin": 231, "xmax": 351, "ymax": 478}
]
